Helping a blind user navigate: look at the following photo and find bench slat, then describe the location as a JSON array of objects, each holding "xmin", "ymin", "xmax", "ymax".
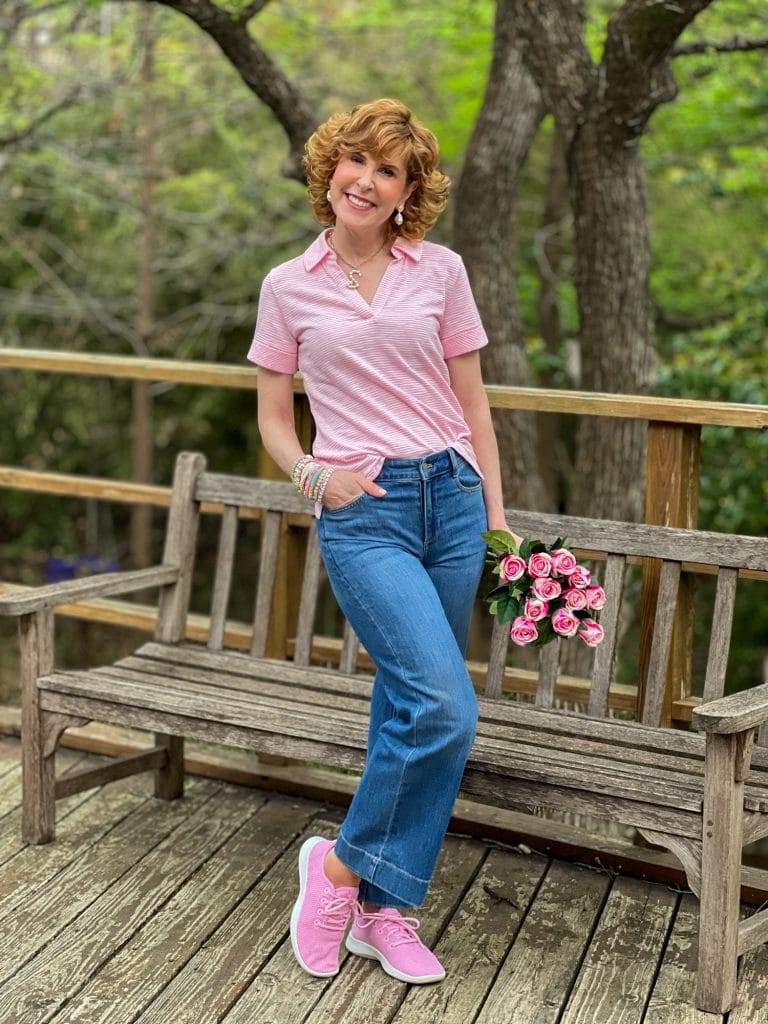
[
  {"xmin": 207, "ymin": 505, "xmax": 239, "ymax": 651},
  {"xmin": 126, "ymin": 641, "xmax": 756, "ymax": 763},
  {"xmin": 641, "ymin": 559, "xmax": 681, "ymax": 727},
  {"xmin": 339, "ymin": 621, "xmax": 361, "ymax": 675},
  {"xmin": 700, "ymin": 566, "xmax": 739, "ymax": 712},
  {"xmin": 114, "ymin": 646, "xmax": 768, "ymax": 789},
  {"xmin": 484, "ymin": 612, "xmax": 510, "ymax": 699},
  {"xmin": 588, "ymin": 553, "xmax": 627, "ymax": 717},
  {"xmin": 293, "ymin": 529, "xmax": 323, "ymax": 667},
  {"xmin": 39, "ymin": 669, "xmax": 708, "ymax": 813},
  {"xmin": 250, "ymin": 510, "xmax": 281, "ymax": 658},
  {"xmin": 497, "ymin": 511, "xmax": 768, "ymax": 572},
  {"xmin": 535, "ymin": 638, "xmax": 560, "ymax": 709}
]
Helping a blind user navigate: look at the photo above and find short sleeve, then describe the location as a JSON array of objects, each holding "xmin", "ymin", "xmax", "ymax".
[
  {"xmin": 246, "ymin": 273, "xmax": 298, "ymax": 374},
  {"xmin": 439, "ymin": 254, "xmax": 489, "ymax": 358}
]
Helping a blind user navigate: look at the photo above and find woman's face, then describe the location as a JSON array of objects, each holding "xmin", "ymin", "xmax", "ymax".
[{"xmin": 329, "ymin": 149, "xmax": 416, "ymax": 235}]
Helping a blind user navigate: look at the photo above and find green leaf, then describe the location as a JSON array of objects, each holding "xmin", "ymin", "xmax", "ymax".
[{"xmin": 482, "ymin": 529, "xmax": 519, "ymax": 554}]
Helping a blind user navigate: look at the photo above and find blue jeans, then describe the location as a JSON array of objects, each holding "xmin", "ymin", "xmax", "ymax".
[{"xmin": 315, "ymin": 446, "xmax": 488, "ymax": 908}]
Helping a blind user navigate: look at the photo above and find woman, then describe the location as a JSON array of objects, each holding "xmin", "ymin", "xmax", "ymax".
[{"xmin": 248, "ymin": 97, "xmax": 521, "ymax": 985}]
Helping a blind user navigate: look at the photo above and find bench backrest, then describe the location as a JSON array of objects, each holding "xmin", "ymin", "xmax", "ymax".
[{"xmin": 157, "ymin": 451, "xmax": 768, "ymax": 735}]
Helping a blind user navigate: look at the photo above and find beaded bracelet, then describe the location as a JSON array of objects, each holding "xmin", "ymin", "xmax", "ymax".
[{"xmin": 290, "ymin": 454, "xmax": 335, "ymax": 504}]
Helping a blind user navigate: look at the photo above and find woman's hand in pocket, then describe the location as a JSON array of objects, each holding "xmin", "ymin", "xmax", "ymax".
[{"xmin": 323, "ymin": 469, "xmax": 387, "ymax": 510}]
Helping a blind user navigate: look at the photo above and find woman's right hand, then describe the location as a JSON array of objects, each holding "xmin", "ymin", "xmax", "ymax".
[{"xmin": 322, "ymin": 469, "xmax": 387, "ymax": 509}]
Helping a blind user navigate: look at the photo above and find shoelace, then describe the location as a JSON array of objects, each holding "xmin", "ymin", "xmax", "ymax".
[
  {"xmin": 316, "ymin": 891, "xmax": 358, "ymax": 932},
  {"xmin": 354, "ymin": 902, "xmax": 422, "ymax": 947}
]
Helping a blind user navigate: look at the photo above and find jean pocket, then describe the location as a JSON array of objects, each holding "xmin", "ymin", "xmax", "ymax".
[
  {"xmin": 323, "ymin": 491, "xmax": 367, "ymax": 514},
  {"xmin": 453, "ymin": 455, "xmax": 483, "ymax": 493}
]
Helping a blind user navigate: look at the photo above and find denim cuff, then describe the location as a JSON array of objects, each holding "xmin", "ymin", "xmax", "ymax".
[{"xmin": 335, "ymin": 830, "xmax": 429, "ymax": 908}]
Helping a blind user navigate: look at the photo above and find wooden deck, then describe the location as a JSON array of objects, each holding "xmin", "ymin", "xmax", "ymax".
[{"xmin": 0, "ymin": 736, "xmax": 766, "ymax": 1023}]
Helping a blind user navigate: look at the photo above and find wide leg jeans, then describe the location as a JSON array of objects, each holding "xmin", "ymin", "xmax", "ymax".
[{"xmin": 315, "ymin": 446, "xmax": 488, "ymax": 908}]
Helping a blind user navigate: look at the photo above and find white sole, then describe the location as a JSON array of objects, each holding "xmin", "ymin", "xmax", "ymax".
[
  {"xmin": 345, "ymin": 933, "xmax": 446, "ymax": 984},
  {"xmin": 289, "ymin": 835, "xmax": 338, "ymax": 978}
]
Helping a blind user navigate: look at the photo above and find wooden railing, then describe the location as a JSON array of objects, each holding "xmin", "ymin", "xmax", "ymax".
[{"xmin": 2, "ymin": 347, "xmax": 767, "ymax": 729}]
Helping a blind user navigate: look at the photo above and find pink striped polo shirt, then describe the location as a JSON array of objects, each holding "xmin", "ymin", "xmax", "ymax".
[{"xmin": 247, "ymin": 226, "xmax": 489, "ymax": 519}]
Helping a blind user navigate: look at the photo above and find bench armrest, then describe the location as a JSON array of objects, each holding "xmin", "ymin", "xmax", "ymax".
[
  {"xmin": 0, "ymin": 564, "xmax": 181, "ymax": 616},
  {"xmin": 692, "ymin": 682, "xmax": 768, "ymax": 735}
]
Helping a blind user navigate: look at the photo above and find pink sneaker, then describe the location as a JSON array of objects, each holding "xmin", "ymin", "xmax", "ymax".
[
  {"xmin": 345, "ymin": 905, "xmax": 446, "ymax": 983},
  {"xmin": 289, "ymin": 836, "xmax": 359, "ymax": 977}
]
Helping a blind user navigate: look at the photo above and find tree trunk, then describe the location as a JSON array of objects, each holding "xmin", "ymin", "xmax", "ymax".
[
  {"xmin": 566, "ymin": 116, "xmax": 657, "ymax": 523},
  {"xmin": 535, "ymin": 126, "xmax": 569, "ymax": 511},
  {"xmin": 453, "ymin": 0, "xmax": 552, "ymax": 515}
]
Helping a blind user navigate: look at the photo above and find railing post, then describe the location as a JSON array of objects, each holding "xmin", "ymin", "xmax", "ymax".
[{"xmin": 637, "ymin": 421, "xmax": 701, "ymax": 726}]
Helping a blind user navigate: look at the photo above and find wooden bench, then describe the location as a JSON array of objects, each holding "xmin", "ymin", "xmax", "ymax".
[{"xmin": 2, "ymin": 449, "xmax": 767, "ymax": 1014}]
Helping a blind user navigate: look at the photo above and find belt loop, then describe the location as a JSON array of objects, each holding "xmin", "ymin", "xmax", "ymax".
[{"xmin": 446, "ymin": 446, "xmax": 459, "ymax": 478}]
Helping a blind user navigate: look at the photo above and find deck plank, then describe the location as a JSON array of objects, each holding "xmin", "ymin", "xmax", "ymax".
[
  {"xmin": 0, "ymin": 775, "xmax": 218, "ymax": 989},
  {"xmin": 0, "ymin": 736, "xmax": 766, "ymax": 1021},
  {"xmin": 0, "ymin": 763, "xmax": 153, "ymax": 919},
  {"xmin": 0, "ymin": 746, "xmax": 85, "ymax": 820},
  {"xmin": 729, "ymin": 942, "xmax": 768, "ymax": 1023},
  {"xmin": 560, "ymin": 876, "xmax": 677, "ymax": 1024},
  {"xmin": 0, "ymin": 749, "xmax": 107, "ymax": 865},
  {"xmin": 390, "ymin": 847, "xmax": 549, "ymax": 1023},
  {"xmin": 475, "ymin": 860, "xmax": 611, "ymax": 1024},
  {"xmin": 0, "ymin": 781, "xmax": 254, "ymax": 1023},
  {"xmin": 221, "ymin": 831, "xmax": 486, "ymax": 1024},
  {"xmin": 134, "ymin": 816, "xmax": 337, "ymax": 1024},
  {"xmin": 50, "ymin": 795, "xmax": 320, "ymax": 1024},
  {"xmin": 643, "ymin": 892, "xmax": 724, "ymax": 1023}
]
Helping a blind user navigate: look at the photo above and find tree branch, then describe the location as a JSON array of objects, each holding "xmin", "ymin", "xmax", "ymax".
[
  {"xmin": 602, "ymin": 0, "xmax": 715, "ymax": 138},
  {"xmin": 505, "ymin": 0, "xmax": 593, "ymax": 137},
  {"xmin": 672, "ymin": 34, "xmax": 768, "ymax": 56},
  {"xmin": 236, "ymin": 0, "xmax": 270, "ymax": 22},
  {"xmin": 0, "ymin": 87, "xmax": 82, "ymax": 147},
  {"xmin": 112, "ymin": 0, "xmax": 317, "ymax": 181}
]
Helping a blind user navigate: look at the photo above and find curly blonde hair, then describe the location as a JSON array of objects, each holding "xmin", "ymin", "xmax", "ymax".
[{"xmin": 303, "ymin": 98, "xmax": 450, "ymax": 242}]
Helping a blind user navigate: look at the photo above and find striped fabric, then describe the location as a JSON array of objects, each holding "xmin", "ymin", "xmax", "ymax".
[{"xmin": 247, "ymin": 227, "xmax": 489, "ymax": 519}]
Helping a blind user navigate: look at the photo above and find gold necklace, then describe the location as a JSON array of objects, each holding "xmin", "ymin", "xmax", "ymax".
[{"xmin": 327, "ymin": 230, "xmax": 388, "ymax": 289}]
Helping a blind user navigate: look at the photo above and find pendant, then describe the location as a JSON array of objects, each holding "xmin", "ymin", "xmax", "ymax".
[{"xmin": 346, "ymin": 269, "xmax": 362, "ymax": 289}]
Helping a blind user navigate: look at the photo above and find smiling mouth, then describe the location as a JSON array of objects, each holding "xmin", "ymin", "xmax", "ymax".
[{"xmin": 345, "ymin": 193, "xmax": 376, "ymax": 209}]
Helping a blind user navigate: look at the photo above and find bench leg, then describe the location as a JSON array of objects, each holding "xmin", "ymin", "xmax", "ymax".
[
  {"xmin": 154, "ymin": 733, "xmax": 184, "ymax": 799},
  {"xmin": 21, "ymin": 716, "xmax": 56, "ymax": 845},
  {"xmin": 19, "ymin": 610, "xmax": 57, "ymax": 845},
  {"xmin": 696, "ymin": 732, "xmax": 743, "ymax": 1013}
]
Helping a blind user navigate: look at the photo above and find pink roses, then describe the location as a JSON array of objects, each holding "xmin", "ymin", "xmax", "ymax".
[{"xmin": 482, "ymin": 530, "xmax": 606, "ymax": 649}]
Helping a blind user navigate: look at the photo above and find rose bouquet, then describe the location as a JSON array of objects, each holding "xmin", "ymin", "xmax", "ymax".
[{"xmin": 482, "ymin": 530, "xmax": 606, "ymax": 648}]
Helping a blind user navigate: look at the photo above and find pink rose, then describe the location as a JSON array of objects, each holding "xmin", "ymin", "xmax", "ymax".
[
  {"xmin": 532, "ymin": 576, "xmax": 561, "ymax": 601},
  {"xmin": 578, "ymin": 618, "xmax": 605, "ymax": 647},
  {"xmin": 499, "ymin": 554, "xmax": 526, "ymax": 582},
  {"xmin": 527, "ymin": 552, "xmax": 553, "ymax": 578},
  {"xmin": 551, "ymin": 607, "xmax": 579, "ymax": 638},
  {"xmin": 551, "ymin": 547, "xmax": 577, "ymax": 576},
  {"xmin": 563, "ymin": 587, "xmax": 588, "ymax": 611},
  {"xmin": 509, "ymin": 616, "xmax": 538, "ymax": 645},
  {"xmin": 569, "ymin": 565, "xmax": 592, "ymax": 589},
  {"xmin": 585, "ymin": 584, "xmax": 606, "ymax": 610},
  {"xmin": 524, "ymin": 597, "xmax": 549, "ymax": 621}
]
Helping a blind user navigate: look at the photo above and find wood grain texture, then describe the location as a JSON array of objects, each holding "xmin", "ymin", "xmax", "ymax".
[
  {"xmin": 0, "ymin": 565, "xmax": 179, "ymax": 616},
  {"xmin": 588, "ymin": 553, "xmax": 627, "ymax": 717},
  {"xmin": 642, "ymin": 559, "xmax": 682, "ymax": 727},
  {"xmin": 696, "ymin": 732, "xmax": 744, "ymax": 1012},
  {"xmin": 250, "ymin": 509, "xmax": 281, "ymax": 658},
  {"xmin": 207, "ymin": 504, "xmax": 239, "ymax": 651}
]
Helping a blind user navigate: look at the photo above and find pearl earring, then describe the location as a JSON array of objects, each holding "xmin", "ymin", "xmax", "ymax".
[
  {"xmin": 394, "ymin": 207, "xmax": 404, "ymax": 226},
  {"xmin": 326, "ymin": 188, "xmax": 332, "ymax": 201}
]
